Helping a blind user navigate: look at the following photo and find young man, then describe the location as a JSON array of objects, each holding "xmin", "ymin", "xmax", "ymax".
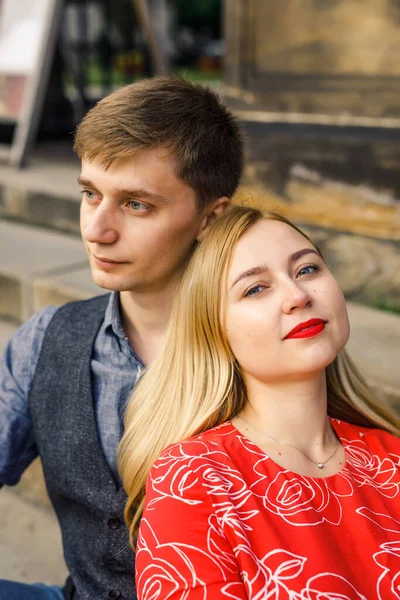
[{"xmin": 0, "ymin": 76, "xmax": 244, "ymax": 600}]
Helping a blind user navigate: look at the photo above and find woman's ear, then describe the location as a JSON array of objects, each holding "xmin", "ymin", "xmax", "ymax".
[{"xmin": 197, "ymin": 197, "xmax": 231, "ymax": 242}]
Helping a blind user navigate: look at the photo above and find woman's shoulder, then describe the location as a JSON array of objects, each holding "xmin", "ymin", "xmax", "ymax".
[
  {"xmin": 333, "ymin": 418, "xmax": 400, "ymax": 457},
  {"xmin": 147, "ymin": 423, "xmax": 239, "ymax": 496},
  {"xmin": 158, "ymin": 422, "xmax": 236, "ymax": 461}
]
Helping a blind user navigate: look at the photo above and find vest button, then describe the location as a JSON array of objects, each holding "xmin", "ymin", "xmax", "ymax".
[
  {"xmin": 108, "ymin": 590, "xmax": 121, "ymax": 599},
  {"xmin": 107, "ymin": 516, "xmax": 121, "ymax": 530}
]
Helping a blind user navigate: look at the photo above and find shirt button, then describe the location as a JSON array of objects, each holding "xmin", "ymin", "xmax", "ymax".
[
  {"xmin": 108, "ymin": 590, "xmax": 121, "ymax": 600},
  {"xmin": 107, "ymin": 516, "xmax": 121, "ymax": 530}
]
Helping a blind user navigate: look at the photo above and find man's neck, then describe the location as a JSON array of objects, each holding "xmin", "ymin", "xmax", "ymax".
[{"xmin": 118, "ymin": 284, "xmax": 177, "ymax": 366}]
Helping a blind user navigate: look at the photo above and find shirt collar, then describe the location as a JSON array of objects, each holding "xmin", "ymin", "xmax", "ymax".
[{"xmin": 104, "ymin": 291, "xmax": 127, "ymax": 340}]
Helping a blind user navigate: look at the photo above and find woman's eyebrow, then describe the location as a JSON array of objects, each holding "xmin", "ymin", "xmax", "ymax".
[
  {"xmin": 230, "ymin": 248, "xmax": 319, "ymax": 290},
  {"xmin": 290, "ymin": 248, "xmax": 320, "ymax": 262},
  {"xmin": 230, "ymin": 265, "xmax": 269, "ymax": 290}
]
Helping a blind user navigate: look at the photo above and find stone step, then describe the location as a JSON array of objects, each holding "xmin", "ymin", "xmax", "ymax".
[
  {"xmin": 0, "ymin": 142, "xmax": 81, "ymax": 235},
  {"xmin": 0, "ymin": 219, "xmax": 100, "ymax": 323},
  {"xmin": 346, "ymin": 303, "xmax": 400, "ymax": 410}
]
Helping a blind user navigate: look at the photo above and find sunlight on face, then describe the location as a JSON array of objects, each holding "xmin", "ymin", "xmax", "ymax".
[
  {"xmin": 79, "ymin": 150, "xmax": 204, "ymax": 294},
  {"xmin": 223, "ymin": 219, "xmax": 350, "ymax": 385}
]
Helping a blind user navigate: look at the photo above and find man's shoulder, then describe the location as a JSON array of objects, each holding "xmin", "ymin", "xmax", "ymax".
[
  {"xmin": 50, "ymin": 294, "xmax": 110, "ymax": 319},
  {"xmin": 9, "ymin": 305, "xmax": 59, "ymax": 350},
  {"xmin": 0, "ymin": 305, "xmax": 61, "ymax": 401},
  {"xmin": 39, "ymin": 294, "xmax": 111, "ymax": 335},
  {"xmin": 19, "ymin": 294, "xmax": 110, "ymax": 334},
  {"xmin": 13, "ymin": 294, "xmax": 111, "ymax": 365}
]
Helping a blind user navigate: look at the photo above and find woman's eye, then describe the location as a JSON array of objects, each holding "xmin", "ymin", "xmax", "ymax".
[
  {"xmin": 128, "ymin": 200, "xmax": 149, "ymax": 212},
  {"xmin": 297, "ymin": 264, "xmax": 318, "ymax": 277},
  {"xmin": 245, "ymin": 284, "xmax": 265, "ymax": 297}
]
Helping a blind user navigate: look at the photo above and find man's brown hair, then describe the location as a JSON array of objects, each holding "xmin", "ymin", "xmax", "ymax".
[{"xmin": 74, "ymin": 76, "xmax": 244, "ymax": 208}]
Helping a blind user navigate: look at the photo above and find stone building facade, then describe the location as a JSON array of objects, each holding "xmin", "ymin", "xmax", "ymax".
[{"xmin": 224, "ymin": 0, "xmax": 400, "ymax": 312}]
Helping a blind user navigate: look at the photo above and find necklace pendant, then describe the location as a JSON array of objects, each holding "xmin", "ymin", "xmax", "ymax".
[{"xmin": 317, "ymin": 462, "xmax": 324, "ymax": 469}]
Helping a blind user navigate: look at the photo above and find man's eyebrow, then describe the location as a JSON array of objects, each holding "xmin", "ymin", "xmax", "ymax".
[
  {"xmin": 230, "ymin": 248, "xmax": 320, "ymax": 290},
  {"xmin": 77, "ymin": 176, "xmax": 94, "ymax": 187},
  {"xmin": 76, "ymin": 179, "xmax": 168, "ymax": 204},
  {"xmin": 118, "ymin": 188, "xmax": 169, "ymax": 204}
]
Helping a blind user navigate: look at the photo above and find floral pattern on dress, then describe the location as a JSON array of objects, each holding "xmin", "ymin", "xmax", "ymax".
[{"xmin": 136, "ymin": 420, "xmax": 400, "ymax": 599}]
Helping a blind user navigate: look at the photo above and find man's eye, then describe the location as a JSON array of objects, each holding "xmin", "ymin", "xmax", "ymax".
[
  {"xmin": 81, "ymin": 190, "xmax": 96, "ymax": 201},
  {"xmin": 128, "ymin": 201, "xmax": 149, "ymax": 212},
  {"xmin": 297, "ymin": 264, "xmax": 319, "ymax": 277}
]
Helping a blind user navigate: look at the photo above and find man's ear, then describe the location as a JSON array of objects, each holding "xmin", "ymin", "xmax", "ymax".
[{"xmin": 196, "ymin": 197, "xmax": 231, "ymax": 242}]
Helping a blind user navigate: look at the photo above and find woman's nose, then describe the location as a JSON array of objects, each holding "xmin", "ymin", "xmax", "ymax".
[
  {"xmin": 281, "ymin": 280, "xmax": 312, "ymax": 314},
  {"xmin": 82, "ymin": 204, "xmax": 119, "ymax": 245}
]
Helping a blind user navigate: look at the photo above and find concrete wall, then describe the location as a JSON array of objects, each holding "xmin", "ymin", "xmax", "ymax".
[{"xmin": 224, "ymin": 0, "xmax": 400, "ymax": 312}]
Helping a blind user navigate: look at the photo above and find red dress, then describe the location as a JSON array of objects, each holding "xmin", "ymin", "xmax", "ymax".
[{"xmin": 136, "ymin": 419, "xmax": 400, "ymax": 599}]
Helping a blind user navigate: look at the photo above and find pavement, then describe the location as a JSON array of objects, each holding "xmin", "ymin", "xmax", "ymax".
[
  {"xmin": 0, "ymin": 486, "xmax": 67, "ymax": 585},
  {"xmin": 0, "ymin": 140, "xmax": 399, "ymax": 585}
]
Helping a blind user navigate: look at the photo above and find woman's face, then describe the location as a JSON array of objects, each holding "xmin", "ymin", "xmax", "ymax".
[{"xmin": 223, "ymin": 219, "xmax": 350, "ymax": 384}]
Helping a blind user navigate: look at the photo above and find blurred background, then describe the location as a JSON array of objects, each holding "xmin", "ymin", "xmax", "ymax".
[
  {"xmin": 0, "ymin": 0, "xmax": 399, "ymax": 585},
  {"xmin": 0, "ymin": 0, "xmax": 399, "ymax": 312}
]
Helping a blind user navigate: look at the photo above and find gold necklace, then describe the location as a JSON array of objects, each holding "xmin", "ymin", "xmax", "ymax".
[{"xmin": 236, "ymin": 415, "xmax": 339, "ymax": 469}]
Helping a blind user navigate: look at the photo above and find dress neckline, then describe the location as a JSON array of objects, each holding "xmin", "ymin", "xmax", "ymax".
[{"xmin": 224, "ymin": 418, "xmax": 351, "ymax": 482}]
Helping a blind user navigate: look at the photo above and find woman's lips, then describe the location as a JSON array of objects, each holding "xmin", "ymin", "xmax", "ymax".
[{"xmin": 285, "ymin": 318, "xmax": 326, "ymax": 340}]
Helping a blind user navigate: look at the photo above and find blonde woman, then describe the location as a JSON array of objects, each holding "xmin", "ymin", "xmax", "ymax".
[{"xmin": 119, "ymin": 205, "xmax": 400, "ymax": 599}]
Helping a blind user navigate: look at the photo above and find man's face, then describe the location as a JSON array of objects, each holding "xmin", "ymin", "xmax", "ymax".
[{"xmin": 79, "ymin": 149, "xmax": 208, "ymax": 294}]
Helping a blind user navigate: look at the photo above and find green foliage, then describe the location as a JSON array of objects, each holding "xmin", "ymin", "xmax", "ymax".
[
  {"xmin": 373, "ymin": 298, "xmax": 400, "ymax": 315},
  {"xmin": 174, "ymin": 67, "xmax": 222, "ymax": 82},
  {"xmin": 177, "ymin": 0, "xmax": 221, "ymax": 36}
]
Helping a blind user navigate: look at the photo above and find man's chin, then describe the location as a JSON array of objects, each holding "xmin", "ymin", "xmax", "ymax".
[{"xmin": 91, "ymin": 272, "xmax": 134, "ymax": 293}]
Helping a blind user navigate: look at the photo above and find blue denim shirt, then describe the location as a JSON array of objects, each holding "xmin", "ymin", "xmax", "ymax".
[{"xmin": 0, "ymin": 292, "xmax": 144, "ymax": 485}]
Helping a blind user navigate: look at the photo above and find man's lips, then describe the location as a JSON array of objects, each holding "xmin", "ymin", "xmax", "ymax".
[
  {"xmin": 285, "ymin": 318, "xmax": 326, "ymax": 340},
  {"xmin": 92, "ymin": 255, "xmax": 126, "ymax": 268},
  {"xmin": 94, "ymin": 256, "xmax": 122, "ymax": 263}
]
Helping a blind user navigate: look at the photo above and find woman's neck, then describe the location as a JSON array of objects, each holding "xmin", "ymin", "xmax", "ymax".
[
  {"xmin": 240, "ymin": 372, "xmax": 330, "ymax": 453},
  {"xmin": 234, "ymin": 371, "xmax": 346, "ymax": 478}
]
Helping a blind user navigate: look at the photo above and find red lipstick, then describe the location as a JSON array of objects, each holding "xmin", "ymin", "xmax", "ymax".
[{"xmin": 285, "ymin": 318, "xmax": 326, "ymax": 340}]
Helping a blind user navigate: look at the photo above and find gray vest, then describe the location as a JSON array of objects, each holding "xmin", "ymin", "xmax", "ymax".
[{"xmin": 29, "ymin": 295, "xmax": 136, "ymax": 600}]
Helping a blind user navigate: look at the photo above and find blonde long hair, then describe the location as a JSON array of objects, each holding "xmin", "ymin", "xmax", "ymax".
[{"xmin": 118, "ymin": 205, "xmax": 400, "ymax": 540}]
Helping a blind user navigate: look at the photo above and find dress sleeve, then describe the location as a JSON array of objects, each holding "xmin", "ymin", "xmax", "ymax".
[{"xmin": 136, "ymin": 446, "xmax": 247, "ymax": 600}]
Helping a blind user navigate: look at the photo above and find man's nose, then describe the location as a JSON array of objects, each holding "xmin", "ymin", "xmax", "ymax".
[
  {"xmin": 281, "ymin": 279, "xmax": 312, "ymax": 314},
  {"xmin": 82, "ymin": 203, "xmax": 119, "ymax": 245}
]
